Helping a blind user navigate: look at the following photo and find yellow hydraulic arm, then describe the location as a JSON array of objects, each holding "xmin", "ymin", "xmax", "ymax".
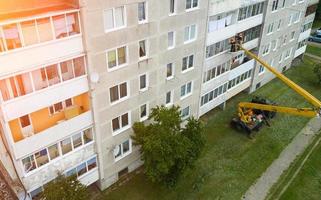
[{"xmin": 235, "ymin": 44, "xmax": 321, "ymax": 118}]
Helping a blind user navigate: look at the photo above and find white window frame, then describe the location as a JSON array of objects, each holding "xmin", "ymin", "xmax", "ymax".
[
  {"xmin": 166, "ymin": 63, "xmax": 175, "ymax": 80},
  {"xmin": 139, "ymin": 103, "xmax": 149, "ymax": 121},
  {"xmin": 103, "ymin": 6, "xmax": 127, "ymax": 33},
  {"xmin": 139, "ymin": 73, "xmax": 149, "ymax": 92},
  {"xmin": 169, "ymin": 0, "xmax": 176, "ymax": 16},
  {"xmin": 167, "ymin": 31, "xmax": 175, "ymax": 49},
  {"xmin": 180, "ymin": 81, "xmax": 193, "ymax": 99},
  {"xmin": 111, "ymin": 112, "xmax": 131, "ymax": 136},
  {"xmin": 186, "ymin": 0, "xmax": 199, "ymax": 11},
  {"xmin": 258, "ymin": 65, "xmax": 265, "ymax": 75},
  {"xmin": 267, "ymin": 23, "xmax": 274, "ymax": 35},
  {"xmin": 182, "ymin": 54, "xmax": 194, "ymax": 73},
  {"xmin": 109, "ymin": 81, "xmax": 129, "ymax": 105},
  {"xmin": 181, "ymin": 106, "xmax": 190, "ymax": 120},
  {"xmin": 114, "ymin": 139, "xmax": 132, "ymax": 162},
  {"xmin": 138, "ymin": 39, "xmax": 149, "ymax": 60},
  {"xmin": 165, "ymin": 90, "xmax": 174, "ymax": 106},
  {"xmin": 138, "ymin": 2, "xmax": 148, "ymax": 24},
  {"xmin": 184, "ymin": 24, "xmax": 197, "ymax": 44},
  {"xmin": 106, "ymin": 46, "xmax": 128, "ymax": 71},
  {"xmin": 48, "ymin": 98, "xmax": 73, "ymax": 115}
]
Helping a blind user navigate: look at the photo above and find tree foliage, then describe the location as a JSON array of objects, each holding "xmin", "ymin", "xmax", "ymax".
[
  {"xmin": 313, "ymin": 63, "xmax": 321, "ymax": 84},
  {"xmin": 132, "ymin": 105, "xmax": 205, "ymax": 187},
  {"xmin": 42, "ymin": 174, "xmax": 89, "ymax": 200}
]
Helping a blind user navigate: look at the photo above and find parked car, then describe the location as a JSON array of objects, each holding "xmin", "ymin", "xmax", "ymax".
[
  {"xmin": 316, "ymin": 28, "xmax": 321, "ymax": 35},
  {"xmin": 309, "ymin": 34, "xmax": 321, "ymax": 43}
]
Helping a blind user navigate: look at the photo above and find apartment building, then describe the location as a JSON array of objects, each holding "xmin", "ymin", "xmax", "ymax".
[
  {"xmin": 79, "ymin": 0, "xmax": 208, "ymax": 190},
  {"xmin": 0, "ymin": 0, "xmax": 319, "ymax": 199},
  {"xmin": 0, "ymin": 1, "xmax": 98, "ymax": 198},
  {"xmin": 199, "ymin": 0, "xmax": 265, "ymax": 116},
  {"xmin": 251, "ymin": 0, "xmax": 318, "ymax": 91}
]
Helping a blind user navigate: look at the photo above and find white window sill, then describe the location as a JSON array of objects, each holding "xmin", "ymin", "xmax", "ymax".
[
  {"xmin": 114, "ymin": 151, "xmax": 132, "ymax": 162},
  {"xmin": 168, "ymin": 13, "xmax": 177, "ymax": 17},
  {"xmin": 140, "ymin": 116, "xmax": 148, "ymax": 122},
  {"xmin": 167, "ymin": 46, "xmax": 175, "ymax": 50},
  {"xmin": 107, "ymin": 63, "xmax": 129, "ymax": 72},
  {"xmin": 182, "ymin": 67, "xmax": 194, "ymax": 74},
  {"xmin": 184, "ymin": 39, "xmax": 196, "ymax": 45},
  {"xmin": 104, "ymin": 26, "xmax": 127, "ymax": 33},
  {"xmin": 165, "ymin": 103, "xmax": 173, "ymax": 107},
  {"xmin": 139, "ymin": 56, "xmax": 149, "ymax": 62},
  {"xmin": 185, "ymin": 7, "xmax": 199, "ymax": 12},
  {"xmin": 110, "ymin": 96, "xmax": 130, "ymax": 106},
  {"xmin": 139, "ymin": 88, "xmax": 148, "ymax": 93},
  {"xmin": 166, "ymin": 76, "xmax": 174, "ymax": 81},
  {"xmin": 112, "ymin": 125, "xmax": 131, "ymax": 136},
  {"xmin": 258, "ymin": 71, "xmax": 265, "ymax": 76},
  {"xmin": 138, "ymin": 20, "xmax": 148, "ymax": 25},
  {"xmin": 267, "ymin": 32, "xmax": 273, "ymax": 36},
  {"xmin": 180, "ymin": 93, "xmax": 192, "ymax": 100}
]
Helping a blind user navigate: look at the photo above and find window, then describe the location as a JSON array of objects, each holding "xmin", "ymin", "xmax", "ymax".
[
  {"xmin": 0, "ymin": 29, "xmax": 5, "ymax": 52},
  {"xmin": 66, "ymin": 12, "xmax": 80, "ymax": 36},
  {"xmin": 206, "ymin": 38, "xmax": 231, "ymax": 58},
  {"xmin": 186, "ymin": 0, "xmax": 198, "ymax": 10},
  {"xmin": 169, "ymin": 0, "xmax": 176, "ymax": 14},
  {"xmin": 272, "ymin": 0, "xmax": 279, "ymax": 11},
  {"xmin": 277, "ymin": 19, "xmax": 282, "ymax": 30},
  {"xmin": 184, "ymin": 24, "xmax": 196, "ymax": 43},
  {"xmin": 107, "ymin": 46, "xmax": 127, "ymax": 69},
  {"xmin": 271, "ymin": 40, "xmax": 277, "ymax": 51},
  {"xmin": 103, "ymin": 6, "xmax": 126, "ymax": 31},
  {"xmin": 259, "ymin": 65, "xmax": 265, "ymax": 74},
  {"xmin": 76, "ymin": 162, "xmax": 87, "ymax": 177},
  {"xmin": 112, "ymin": 112, "xmax": 130, "ymax": 134},
  {"xmin": 284, "ymin": 48, "xmax": 292, "ymax": 59},
  {"xmin": 22, "ymin": 155, "xmax": 36, "ymax": 173},
  {"xmin": 182, "ymin": 55, "xmax": 194, "ymax": 71},
  {"xmin": 180, "ymin": 81, "xmax": 192, "ymax": 98},
  {"xmin": 87, "ymin": 157, "xmax": 97, "ymax": 171},
  {"xmin": 72, "ymin": 133, "xmax": 83, "ymax": 149},
  {"xmin": 243, "ymin": 25, "xmax": 261, "ymax": 43},
  {"xmin": 165, "ymin": 91, "xmax": 173, "ymax": 105},
  {"xmin": 34, "ymin": 149, "xmax": 49, "ymax": 167},
  {"xmin": 53, "ymin": 15, "xmax": 68, "ymax": 39},
  {"xmin": 139, "ymin": 74, "xmax": 148, "ymax": 91},
  {"xmin": 138, "ymin": 2, "xmax": 147, "ymax": 23},
  {"xmin": 279, "ymin": 53, "xmax": 283, "ymax": 63},
  {"xmin": 65, "ymin": 156, "xmax": 97, "ymax": 178},
  {"xmin": 114, "ymin": 139, "xmax": 132, "ymax": 161},
  {"xmin": 83, "ymin": 128, "xmax": 93, "ymax": 144},
  {"xmin": 139, "ymin": 40, "xmax": 147, "ymax": 58},
  {"xmin": 19, "ymin": 115, "xmax": 31, "ymax": 128},
  {"xmin": 37, "ymin": 17, "xmax": 53, "ymax": 42},
  {"xmin": 168, "ymin": 31, "xmax": 175, "ymax": 49},
  {"xmin": 238, "ymin": 2, "xmax": 264, "ymax": 21},
  {"xmin": 49, "ymin": 98, "xmax": 73, "ymax": 115},
  {"xmin": 140, "ymin": 104, "xmax": 148, "ymax": 121},
  {"xmin": 267, "ymin": 23, "xmax": 274, "ymax": 34},
  {"xmin": 290, "ymin": 31, "xmax": 295, "ymax": 40},
  {"xmin": 166, "ymin": 63, "xmax": 174, "ymax": 79},
  {"xmin": 262, "ymin": 43, "xmax": 270, "ymax": 55},
  {"xmin": 280, "ymin": 0, "xmax": 286, "ymax": 8},
  {"xmin": 48, "ymin": 144, "xmax": 59, "ymax": 161},
  {"xmin": 61, "ymin": 138, "xmax": 72, "ymax": 155},
  {"xmin": 21, "ymin": 20, "xmax": 38, "ymax": 46},
  {"xmin": 226, "ymin": 69, "xmax": 252, "ymax": 91},
  {"xmin": 181, "ymin": 106, "xmax": 190, "ymax": 119},
  {"xmin": 3, "ymin": 24, "xmax": 22, "ymax": 50},
  {"xmin": 283, "ymin": 35, "xmax": 287, "ymax": 45},
  {"xmin": 109, "ymin": 82, "xmax": 128, "ymax": 103}
]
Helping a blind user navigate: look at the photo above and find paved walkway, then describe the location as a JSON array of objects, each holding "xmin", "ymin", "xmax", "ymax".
[
  {"xmin": 305, "ymin": 53, "xmax": 321, "ymax": 61},
  {"xmin": 242, "ymin": 118, "xmax": 321, "ymax": 200}
]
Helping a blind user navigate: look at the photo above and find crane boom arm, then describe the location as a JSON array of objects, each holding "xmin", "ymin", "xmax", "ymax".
[
  {"xmin": 238, "ymin": 102, "xmax": 318, "ymax": 118},
  {"xmin": 239, "ymin": 46, "xmax": 321, "ymax": 109}
]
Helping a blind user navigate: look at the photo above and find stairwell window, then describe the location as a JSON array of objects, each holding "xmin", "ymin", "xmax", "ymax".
[
  {"xmin": 181, "ymin": 106, "xmax": 190, "ymax": 119},
  {"xmin": 114, "ymin": 139, "xmax": 132, "ymax": 161},
  {"xmin": 140, "ymin": 103, "xmax": 148, "ymax": 121},
  {"xmin": 184, "ymin": 25, "xmax": 197, "ymax": 43},
  {"xmin": 267, "ymin": 23, "xmax": 274, "ymax": 35},
  {"xmin": 168, "ymin": 31, "xmax": 175, "ymax": 49},
  {"xmin": 109, "ymin": 82, "xmax": 128, "ymax": 104},
  {"xmin": 186, "ymin": 0, "xmax": 198, "ymax": 10},
  {"xmin": 165, "ymin": 91, "xmax": 173, "ymax": 106},
  {"xmin": 107, "ymin": 46, "xmax": 127, "ymax": 70},
  {"xmin": 139, "ymin": 74, "xmax": 148, "ymax": 91},
  {"xmin": 272, "ymin": 0, "xmax": 279, "ymax": 12},
  {"xmin": 166, "ymin": 63, "xmax": 174, "ymax": 79},
  {"xmin": 103, "ymin": 6, "xmax": 126, "ymax": 32},
  {"xmin": 138, "ymin": 2, "xmax": 147, "ymax": 23}
]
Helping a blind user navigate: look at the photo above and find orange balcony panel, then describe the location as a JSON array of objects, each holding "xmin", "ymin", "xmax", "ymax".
[{"xmin": 9, "ymin": 92, "xmax": 90, "ymax": 142}]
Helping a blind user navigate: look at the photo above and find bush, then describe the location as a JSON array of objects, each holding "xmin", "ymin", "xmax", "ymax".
[
  {"xmin": 132, "ymin": 105, "xmax": 205, "ymax": 187},
  {"xmin": 313, "ymin": 63, "xmax": 321, "ymax": 84}
]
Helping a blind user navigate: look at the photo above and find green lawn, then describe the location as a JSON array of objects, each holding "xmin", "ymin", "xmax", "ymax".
[
  {"xmin": 278, "ymin": 136, "xmax": 321, "ymax": 200},
  {"xmin": 306, "ymin": 45, "xmax": 321, "ymax": 57},
  {"xmin": 94, "ymin": 57, "xmax": 321, "ymax": 200}
]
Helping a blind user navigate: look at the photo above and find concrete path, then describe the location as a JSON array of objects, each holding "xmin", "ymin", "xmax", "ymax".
[
  {"xmin": 304, "ymin": 53, "xmax": 321, "ymax": 61},
  {"xmin": 242, "ymin": 118, "xmax": 321, "ymax": 200}
]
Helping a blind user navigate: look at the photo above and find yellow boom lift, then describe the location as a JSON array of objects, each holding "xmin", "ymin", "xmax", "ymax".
[{"xmin": 229, "ymin": 34, "xmax": 321, "ymax": 135}]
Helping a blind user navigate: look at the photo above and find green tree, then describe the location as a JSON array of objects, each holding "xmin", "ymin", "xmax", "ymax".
[
  {"xmin": 132, "ymin": 105, "xmax": 205, "ymax": 187},
  {"xmin": 42, "ymin": 174, "xmax": 89, "ymax": 200},
  {"xmin": 314, "ymin": 63, "xmax": 321, "ymax": 84}
]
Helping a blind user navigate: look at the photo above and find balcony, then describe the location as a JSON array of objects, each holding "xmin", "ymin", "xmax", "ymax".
[
  {"xmin": 8, "ymin": 92, "xmax": 90, "ymax": 144},
  {"xmin": 294, "ymin": 45, "xmax": 307, "ymax": 58},
  {"xmin": 229, "ymin": 59, "xmax": 255, "ymax": 80},
  {"xmin": 207, "ymin": 14, "xmax": 263, "ymax": 45}
]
